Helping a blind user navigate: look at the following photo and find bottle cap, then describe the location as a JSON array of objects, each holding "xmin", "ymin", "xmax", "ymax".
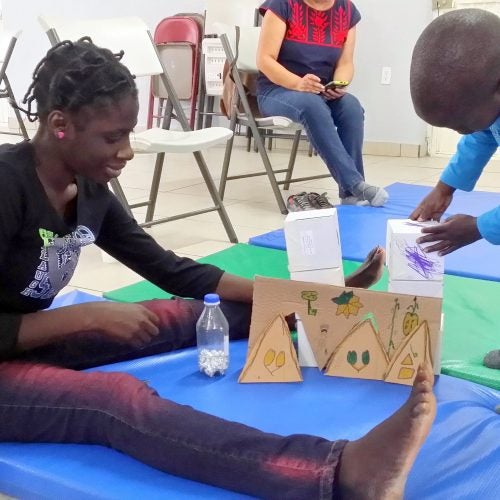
[{"xmin": 204, "ymin": 293, "xmax": 220, "ymax": 305}]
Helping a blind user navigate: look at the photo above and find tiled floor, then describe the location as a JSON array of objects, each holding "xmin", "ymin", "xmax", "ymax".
[{"xmin": 3, "ymin": 132, "xmax": 499, "ymax": 297}]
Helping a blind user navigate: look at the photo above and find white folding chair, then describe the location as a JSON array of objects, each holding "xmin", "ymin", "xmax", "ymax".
[
  {"xmin": 38, "ymin": 16, "xmax": 237, "ymax": 243},
  {"xmin": 0, "ymin": 31, "xmax": 29, "ymax": 140},
  {"xmin": 219, "ymin": 26, "xmax": 331, "ymax": 214}
]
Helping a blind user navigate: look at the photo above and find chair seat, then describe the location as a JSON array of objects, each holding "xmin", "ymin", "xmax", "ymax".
[
  {"xmin": 131, "ymin": 127, "xmax": 233, "ymax": 153},
  {"xmin": 237, "ymin": 113, "xmax": 302, "ymax": 131}
]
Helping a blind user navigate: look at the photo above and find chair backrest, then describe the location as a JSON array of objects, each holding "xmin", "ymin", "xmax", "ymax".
[
  {"xmin": 220, "ymin": 26, "xmax": 261, "ymax": 73},
  {"xmin": 205, "ymin": 0, "xmax": 261, "ymax": 35},
  {"xmin": 151, "ymin": 16, "xmax": 203, "ymax": 101},
  {"xmin": 38, "ymin": 16, "xmax": 163, "ymax": 78},
  {"xmin": 153, "ymin": 16, "xmax": 201, "ymax": 46}
]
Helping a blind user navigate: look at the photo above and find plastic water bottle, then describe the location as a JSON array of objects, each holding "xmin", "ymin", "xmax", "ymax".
[{"xmin": 196, "ymin": 293, "xmax": 229, "ymax": 377}]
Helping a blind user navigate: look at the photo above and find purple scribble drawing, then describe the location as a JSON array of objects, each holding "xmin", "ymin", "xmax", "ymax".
[{"xmin": 405, "ymin": 244, "xmax": 438, "ymax": 278}]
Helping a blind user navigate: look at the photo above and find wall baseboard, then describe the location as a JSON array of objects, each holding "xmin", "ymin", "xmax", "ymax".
[{"xmin": 233, "ymin": 134, "xmax": 428, "ymax": 158}]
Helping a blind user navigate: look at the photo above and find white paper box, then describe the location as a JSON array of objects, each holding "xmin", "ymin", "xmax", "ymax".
[
  {"xmin": 388, "ymin": 279, "xmax": 443, "ymax": 298},
  {"xmin": 290, "ymin": 267, "xmax": 345, "ymax": 286},
  {"xmin": 285, "ymin": 208, "xmax": 342, "ymax": 272},
  {"xmin": 386, "ymin": 219, "xmax": 444, "ymax": 281}
]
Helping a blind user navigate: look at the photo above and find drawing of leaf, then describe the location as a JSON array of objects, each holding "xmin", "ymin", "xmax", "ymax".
[
  {"xmin": 336, "ymin": 304, "xmax": 349, "ymax": 318},
  {"xmin": 347, "ymin": 350, "xmax": 357, "ymax": 366},
  {"xmin": 275, "ymin": 351, "xmax": 286, "ymax": 368},
  {"xmin": 332, "ymin": 291, "xmax": 353, "ymax": 305},
  {"xmin": 264, "ymin": 349, "xmax": 275, "ymax": 367},
  {"xmin": 362, "ymin": 350, "xmax": 370, "ymax": 366}
]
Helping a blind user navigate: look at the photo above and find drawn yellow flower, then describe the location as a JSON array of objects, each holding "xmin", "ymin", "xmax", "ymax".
[{"xmin": 333, "ymin": 292, "xmax": 363, "ymax": 318}]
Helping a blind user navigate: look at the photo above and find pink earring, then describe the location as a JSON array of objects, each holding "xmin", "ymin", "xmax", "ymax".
[{"xmin": 56, "ymin": 130, "xmax": 65, "ymax": 139}]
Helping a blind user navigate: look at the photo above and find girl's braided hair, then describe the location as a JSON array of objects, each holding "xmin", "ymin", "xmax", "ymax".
[{"xmin": 15, "ymin": 37, "xmax": 137, "ymax": 122}]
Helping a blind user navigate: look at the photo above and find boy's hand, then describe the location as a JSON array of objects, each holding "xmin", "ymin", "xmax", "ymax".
[
  {"xmin": 417, "ymin": 214, "xmax": 482, "ymax": 255},
  {"xmin": 410, "ymin": 181, "xmax": 455, "ymax": 222},
  {"xmin": 83, "ymin": 302, "xmax": 160, "ymax": 347}
]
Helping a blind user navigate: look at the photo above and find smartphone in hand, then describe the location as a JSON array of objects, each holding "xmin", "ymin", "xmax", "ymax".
[{"xmin": 324, "ymin": 80, "xmax": 349, "ymax": 91}]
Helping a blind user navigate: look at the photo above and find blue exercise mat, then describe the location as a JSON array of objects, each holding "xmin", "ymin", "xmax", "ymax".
[
  {"xmin": 0, "ymin": 292, "xmax": 499, "ymax": 499},
  {"xmin": 249, "ymin": 183, "xmax": 500, "ymax": 282},
  {"xmin": 49, "ymin": 289, "xmax": 107, "ymax": 307}
]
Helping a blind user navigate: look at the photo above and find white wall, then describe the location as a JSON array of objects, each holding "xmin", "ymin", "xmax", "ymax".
[
  {"xmin": 3, "ymin": 0, "xmax": 433, "ymax": 146},
  {"xmin": 350, "ymin": 0, "xmax": 433, "ymax": 147}
]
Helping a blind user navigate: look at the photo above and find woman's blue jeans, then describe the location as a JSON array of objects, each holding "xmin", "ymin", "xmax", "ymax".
[
  {"xmin": 258, "ymin": 87, "xmax": 365, "ymax": 198},
  {"xmin": 0, "ymin": 297, "xmax": 345, "ymax": 499}
]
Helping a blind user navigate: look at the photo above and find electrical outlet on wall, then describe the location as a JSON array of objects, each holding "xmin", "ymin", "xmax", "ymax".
[
  {"xmin": 432, "ymin": 0, "xmax": 454, "ymax": 10},
  {"xmin": 381, "ymin": 66, "xmax": 392, "ymax": 85}
]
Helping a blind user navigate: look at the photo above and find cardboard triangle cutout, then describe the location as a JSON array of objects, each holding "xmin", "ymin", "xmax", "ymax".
[
  {"xmin": 239, "ymin": 314, "xmax": 303, "ymax": 383},
  {"xmin": 384, "ymin": 320, "xmax": 432, "ymax": 386},
  {"xmin": 324, "ymin": 319, "xmax": 389, "ymax": 380}
]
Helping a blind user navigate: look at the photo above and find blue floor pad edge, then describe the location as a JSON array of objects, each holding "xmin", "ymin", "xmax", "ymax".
[
  {"xmin": 249, "ymin": 183, "xmax": 500, "ymax": 282},
  {"xmin": 0, "ymin": 339, "xmax": 499, "ymax": 499}
]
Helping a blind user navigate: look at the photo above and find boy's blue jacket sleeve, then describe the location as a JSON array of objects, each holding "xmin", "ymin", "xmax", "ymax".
[{"xmin": 440, "ymin": 117, "xmax": 500, "ymax": 244}]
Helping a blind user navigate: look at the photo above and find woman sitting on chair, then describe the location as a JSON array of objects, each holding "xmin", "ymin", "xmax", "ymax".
[{"xmin": 257, "ymin": 0, "xmax": 388, "ymax": 207}]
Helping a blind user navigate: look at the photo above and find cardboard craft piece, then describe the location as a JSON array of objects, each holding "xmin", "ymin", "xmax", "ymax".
[
  {"xmin": 248, "ymin": 276, "xmax": 442, "ymax": 386},
  {"xmin": 290, "ymin": 264, "xmax": 344, "ymax": 368},
  {"xmin": 384, "ymin": 320, "xmax": 433, "ymax": 386},
  {"xmin": 325, "ymin": 319, "xmax": 390, "ymax": 380},
  {"xmin": 239, "ymin": 314, "xmax": 303, "ymax": 383},
  {"xmin": 386, "ymin": 219, "xmax": 444, "ymax": 282},
  {"xmin": 284, "ymin": 208, "xmax": 342, "ymax": 273}
]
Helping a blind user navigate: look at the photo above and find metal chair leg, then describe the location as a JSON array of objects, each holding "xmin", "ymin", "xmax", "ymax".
[
  {"xmin": 144, "ymin": 152, "xmax": 166, "ymax": 223},
  {"xmin": 219, "ymin": 110, "xmax": 238, "ymax": 200},
  {"xmin": 249, "ymin": 122, "xmax": 288, "ymax": 214},
  {"xmin": 109, "ymin": 178, "xmax": 133, "ymax": 217},
  {"xmin": 283, "ymin": 129, "xmax": 302, "ymax": 190},
  {"xmin": 193, "ymin": 151, "xmax": 238, "ymax": 243},
  {"xmin": 4, "ymin": 76, "xmax": 29, "ymax": 140}
]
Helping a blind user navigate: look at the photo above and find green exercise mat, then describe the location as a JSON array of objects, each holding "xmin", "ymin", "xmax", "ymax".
[
  {"xmin": 439, "ymin": 274, "xmax": 500, "ymax": 390},
  {"xmin": 104, "ymin": 243, "xmax": 388, "ymax": 302},
  {"xmin": 104, "ymin": 243, "xmax": 499, "ymax": 390}
]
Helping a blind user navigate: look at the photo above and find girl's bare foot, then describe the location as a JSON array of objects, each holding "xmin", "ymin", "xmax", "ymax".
[
  {"xmin": 345, "ymin": 246, "xmax": 385, "ymax": 289},
  {"xmin": 337, "ymin": 363, "xmax": 436, "ymax": 499}
]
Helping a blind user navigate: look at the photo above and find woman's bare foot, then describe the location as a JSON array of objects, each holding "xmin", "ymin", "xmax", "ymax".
[
  {"xmin": 345, "ymin": 246, "xmax": 385, "ymax": 289},
  {"xmin": 337, "ymin": 363, "xmax": 436, "ymax": 499}
]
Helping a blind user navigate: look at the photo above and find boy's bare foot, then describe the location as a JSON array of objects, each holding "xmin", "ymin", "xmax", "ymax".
[
  {"xmin": 337, "ymin": 363, "xmax": 436, "ymax": 499},
  {"xmin": 345, "ymin": 246, "xmax": 385, "ymax": 289}
]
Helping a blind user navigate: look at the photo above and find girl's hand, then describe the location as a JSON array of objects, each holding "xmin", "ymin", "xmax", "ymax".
[{"xmin": 84, "ymin": 302, "xmax": 160, "ymax": 347}]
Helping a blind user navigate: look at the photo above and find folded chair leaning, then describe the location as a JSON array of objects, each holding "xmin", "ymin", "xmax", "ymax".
[{"xmin": 38, "ymin": 15, "xmax": 238, "ymax": 243}]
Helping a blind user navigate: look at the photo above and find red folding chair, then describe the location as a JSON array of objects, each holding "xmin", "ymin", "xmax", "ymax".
[{"xmin": 148, "ymin": 16, "xmax": 202, "ymax": 129}]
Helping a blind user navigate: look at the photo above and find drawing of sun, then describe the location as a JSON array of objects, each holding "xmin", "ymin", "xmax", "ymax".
[{"xmin": 332, "ymin": 291, "xmax": 364, "ymax": 318}]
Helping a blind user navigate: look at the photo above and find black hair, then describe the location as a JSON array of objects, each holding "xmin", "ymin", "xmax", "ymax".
[
  {"xmin": 15, "ymin": 37, "xmax": 137, "ymax": 122},
  {"xmin": 410, "ymin": 9, "xmax": 500, "ymax": 125}
]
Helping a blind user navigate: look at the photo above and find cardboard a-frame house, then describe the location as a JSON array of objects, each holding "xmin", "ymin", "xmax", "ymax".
[
  {"xmin": 385, "ymin": 320, "xmax": 432, "ymax": 384},
  {"xmin": 240, "ymin": 277, "xmax": 442, "ymax": 386},
  {"xmin": 325, "ymin": 319, "xmax": 389, "ymax": 380},
  {"xmin": 239, "ymin": 314, "xmax": 302, "ymax": 383}
]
